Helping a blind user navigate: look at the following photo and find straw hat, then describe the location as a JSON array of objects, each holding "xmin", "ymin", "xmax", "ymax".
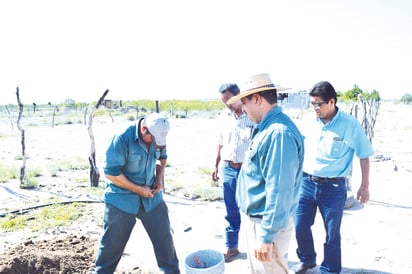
[{"xmin": 227, "ymin": 73, "xmax": 290, "ymax": 104}]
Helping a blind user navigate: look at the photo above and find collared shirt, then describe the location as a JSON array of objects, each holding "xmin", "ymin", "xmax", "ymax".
[
  {"xmin": 103, "ymin": 118, "xmax": 167, "ymax": 215},
  {"xmin": 218, "ymin": 108, "xmax": 254, "ymax": 163},
  {"xmin": 236, "ymin": 107, "xmax": 304, "ymax": 244},
  {"xmin": 302, "ymin": 108, "xmax": 374, "ymax": 178}
]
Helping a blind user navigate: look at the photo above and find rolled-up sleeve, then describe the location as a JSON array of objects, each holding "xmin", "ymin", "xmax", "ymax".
[
  {"xmin": 158, "ymin": 147, "xmax": 167, "ymax": 160},
  {"xmin": 104, "ymin": 134, "xmax": 128, "ymax": 176}
]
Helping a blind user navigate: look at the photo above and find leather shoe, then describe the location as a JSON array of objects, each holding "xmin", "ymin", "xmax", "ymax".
[
  {"xmin": 291, "ymin": 262, "xmax": 316, "ymax": 274},
  {"xmin": 223, "ymin": 248, "xmax": 239, "ymax": 262}
]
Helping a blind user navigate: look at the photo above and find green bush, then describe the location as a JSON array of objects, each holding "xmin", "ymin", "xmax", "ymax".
[
  {"xmin": 0, "ymin": 164, "xmax": 18, "ymax": 182},
  {"xmin": 338, "ymin": 85, "xmax": 381, "ymax": 102}
]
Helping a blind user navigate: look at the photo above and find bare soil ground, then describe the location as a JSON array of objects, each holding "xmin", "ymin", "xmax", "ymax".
[
  {"xmin": 0, "ymin": 234, "xmax": 97, "ymax": 274},
  {"xmin": 0, "ymin": 103, "xmax": 411, "ymax": 274}
]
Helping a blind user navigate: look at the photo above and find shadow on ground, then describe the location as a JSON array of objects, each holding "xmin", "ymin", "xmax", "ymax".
[{"xmin": 288, "ymin": 261, "xmax": 393, "ymax": 274}]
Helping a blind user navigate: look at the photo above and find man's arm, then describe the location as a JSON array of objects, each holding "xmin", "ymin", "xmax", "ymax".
[
  {"xmin": 151, "ymin": 158, "xmax": 166, "ymax": 194},
  {"xmin": 356, "ymin": 158, "xmax": 370, "ymax": 204},
  {"xmin": 105, "ymin": 173, "xmax": 154, "ymax": 198},
  {"xmin": 212, "ymin": 144, "xmax": 222, "ymax": 181}
]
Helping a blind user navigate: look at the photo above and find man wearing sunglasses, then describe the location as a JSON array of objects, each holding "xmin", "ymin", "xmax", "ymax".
[{"xmin": 292, "ymin": 81, "xmax": 373, "ymax": 274}]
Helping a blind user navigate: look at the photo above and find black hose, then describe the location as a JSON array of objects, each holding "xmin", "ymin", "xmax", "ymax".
[{"xmin": 0, "ymin": 199, "xmax": 103, "ymax": 218}]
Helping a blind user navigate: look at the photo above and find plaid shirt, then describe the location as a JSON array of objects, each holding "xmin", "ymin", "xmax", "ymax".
[{"xmin": 217, "ymin": 108, "xmax": 254, "ymax": 163}]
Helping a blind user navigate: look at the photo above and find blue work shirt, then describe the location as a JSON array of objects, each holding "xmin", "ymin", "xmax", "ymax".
[
  {"xmin": 237, "ymin": 107, "xmax": 305, "ymax": 244},
  {"xmin": 302, "ymin": 108, "xmax": 374, "ymax": 177},
  {"xmin": 103, "ymin": 119, "xmax": 167, "ymax": 215}
]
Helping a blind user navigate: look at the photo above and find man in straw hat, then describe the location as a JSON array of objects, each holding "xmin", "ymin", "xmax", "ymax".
[{"xmin": 227, "ymin": 73, "xmax": 304, "ymax": 273}]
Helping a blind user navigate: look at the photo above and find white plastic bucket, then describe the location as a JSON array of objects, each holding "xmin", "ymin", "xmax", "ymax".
[{"xmin": 185, "ymin": 249, "xmax": 225, "ymax": 274}]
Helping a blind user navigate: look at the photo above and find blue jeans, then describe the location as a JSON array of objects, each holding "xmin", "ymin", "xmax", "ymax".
[
  {"xmin": 294, "ymin": 176, "xmax": 347, "ymax": 274},
  {"xmin": 94, "ymin": 202, "xmax": 180, "ymax": 274},
  {"xmin": 222, "ymin": 162, "xmax": 241, "ymax": 249}
]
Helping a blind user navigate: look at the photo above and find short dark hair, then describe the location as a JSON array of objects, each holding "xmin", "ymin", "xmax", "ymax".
[
  {"xmin": 260, "ymin": 89, "xmax": 277, "ymax": 104},
  {"xmin": 218, "ymin": 83, "xmax": 239, "ymax": 95},
  {"xmin": 309, "ymin": 81, "xmax": 338, "ymax": 104},
  {"xmin": 246, "ymin": 89, "xmax": 277, "ymax": 104}
]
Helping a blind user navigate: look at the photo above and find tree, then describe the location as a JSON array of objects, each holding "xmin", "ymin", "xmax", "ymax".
[
  {"xmin": 363, "ymin": 89, "xmax": 381, "ymax": 101},
  {"xmin": 62, "ymin": 98, "xmax": 77, "ymax": 110},
  {"xmin": 343, "ymin": 84, "xmax": 363, "ymax": 101},
  {"xmin": 400, "ymin": 93, "xmax": 412, "ymax": 104},
  {"xmin": 341, "ymin": 85, "xmax": 381, "ymax": 102}
]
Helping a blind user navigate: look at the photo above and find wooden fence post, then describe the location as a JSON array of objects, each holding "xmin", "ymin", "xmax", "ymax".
[
  {"xmin": 15, "ymin": 87, "xmax": 28, "ymax": 188},
  {"xmin": 345, "ymin": 96, "xmax": 380, "ymax": 208},
  {"xmin": 88, "ymin": 89, "xmax": 109, "ymax": 187},
  {"xmin": 155, "ymin": 100, "xmax": 160, "ymax": 113}
]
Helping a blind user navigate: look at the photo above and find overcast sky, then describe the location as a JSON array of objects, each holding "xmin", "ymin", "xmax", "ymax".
[{"xmin": 1, "ymin": 0, "xmax": 411, "ymax": 104}]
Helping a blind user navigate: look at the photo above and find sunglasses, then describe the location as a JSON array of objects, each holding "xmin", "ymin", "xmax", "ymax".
[{"xmin": 311, "ymin": 101, "xmax": 328, "ymax": 108}]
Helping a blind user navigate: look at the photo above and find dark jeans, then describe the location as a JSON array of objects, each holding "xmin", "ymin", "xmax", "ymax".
[
  {"xmin": 294, "ymin": 176, "xmax": 347, "ymax": 274},
  {"xmin": 222, "ymin": 162, "xmax": 241, "ymax": 249},
  {"xmin": 94, "ymin": 201, "xmax": 180, "ymax": 274}
]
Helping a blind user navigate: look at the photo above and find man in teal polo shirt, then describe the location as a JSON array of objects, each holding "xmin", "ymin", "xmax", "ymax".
[
  {"xmin": 93, "ymin": 113, "xmax": 180, "ymax": 274},
  {"xmin": 292, "ymin": 81, "xmax": 373, "ymax": 274}
]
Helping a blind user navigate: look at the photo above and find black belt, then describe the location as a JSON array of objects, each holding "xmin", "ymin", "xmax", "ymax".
[
  {"xmin": 226, "ymin": 161, "xmax": 242, "ymax": 169},
  {"xmin": 248, "ymin": 214, "xmax": 262, "ymax": 219},
  {"xmin": 303, "ymin": 172, "xmax": 345, "ymax": 183}
]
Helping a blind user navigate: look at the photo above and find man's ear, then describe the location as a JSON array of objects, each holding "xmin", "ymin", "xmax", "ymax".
[
  {"xmin": 254, "ymin": 94, "xmax": 261, "ymax": 104},
  {"xmin": 141, "ymin": 125, "xmax": 149, "ymax": 135}
]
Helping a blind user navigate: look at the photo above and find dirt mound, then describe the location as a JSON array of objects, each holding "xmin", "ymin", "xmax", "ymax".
[{"xmin": 0, "ymin": 235, "xmax": 97, "ymax": 274}]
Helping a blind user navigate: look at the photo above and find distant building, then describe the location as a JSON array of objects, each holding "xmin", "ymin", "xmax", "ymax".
[
  {"xmin": 279, "ymin": 91, "xmax": 309, "ymax": 110},
  {"xmin": 103, "ymin": 100, "xmax": 112, "ymax": 109}
]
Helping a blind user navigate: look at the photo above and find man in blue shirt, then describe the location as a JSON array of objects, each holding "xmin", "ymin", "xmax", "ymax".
[
  {"xmin": 212, "ymin": 83, "xmax": 254, "ymax": 262},
  {"xmin": 227, "ymin": 73, "xmax": 305, "ymax": 273},
  {"xmin": 292, "ymin": 81, "xmax": 373, "ymax": 274},
  {"xmin": 94, "ymin": 113, "xmax": 180, "ymax": 274}
]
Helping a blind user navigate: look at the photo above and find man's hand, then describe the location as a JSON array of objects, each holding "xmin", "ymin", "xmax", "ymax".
[
  {"xmin": 254, "ymin": 242, "xmax": 273, "ymax": 262},
  {"xmin": 212, "ymin": 167, "xmax": 219, "ymax": 181},
  {"xmin": 357, "ymin": 185, "xmax": 370, "ymax": 204},
  {"xmin": 151, "ymin": 178, "xmax": 163, "ymax": 195},
  {"xmin": 137, "ymin": 185, "xmax": 154, "ymax": 198}
]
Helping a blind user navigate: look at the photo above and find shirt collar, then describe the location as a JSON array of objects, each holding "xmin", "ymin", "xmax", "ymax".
[
  {"xmin": 256, "ymin": 106, "xmax": 282, "ymax": 131},
  {"xmin": 316, "ymin": 106, "xmax": 341, "ymax": 126}
]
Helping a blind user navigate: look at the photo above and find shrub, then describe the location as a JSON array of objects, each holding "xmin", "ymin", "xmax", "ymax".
[{"xmin": 400, "ymin": 93, "xmax": 412, "ymax": 104}]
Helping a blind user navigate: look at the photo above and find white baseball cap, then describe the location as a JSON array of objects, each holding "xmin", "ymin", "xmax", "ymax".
[{"xmin": 145, "ymin": 113, "xmax": 170, "ymax": 147}]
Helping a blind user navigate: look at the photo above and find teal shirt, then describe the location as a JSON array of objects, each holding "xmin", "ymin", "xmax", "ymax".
[
  {"xmin": 236, "ymin": 107, "xmax": 304, "ymax": 243},
  {"xmin": 103, "ymin": 119, "xmax": 167, "ymax": 215},
  {"xmin": 302, "ymin": 108, "xmax": 374, "ymax": 177}
]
